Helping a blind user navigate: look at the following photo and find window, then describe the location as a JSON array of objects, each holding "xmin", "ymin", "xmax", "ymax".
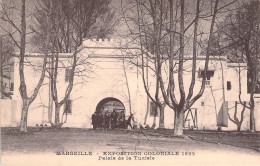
[
  {"xmin": 150, "ymin": 101, "xmax": 158, "ymax": 116},
  {"xmin": 198, "ymin": 70, "xmax": 214, "ymax": 80},
  {"xmin": 64, "ymin": 99, "xmax": 72, "ymax": 114},
  {"xmin": 65, "ymin": 69, "xmax": 71, "ymax": 82},
  {"xmin": 201, "ymin": 101, "xmax": 204, "ymax": 106},
  {"xmin": 198, "ymin": 69, "xmax": 214, "ymax": 86},
  {"xmin": 10, "ymin": 83, "xmax": 14, "ymax": 91},
  {"xmin": 227, "ymin": 81, "xmax": 231, "ymax": 90},
  {"xmin": 205, "ymin": 80, "xmax": 210, "ymax": 86}
]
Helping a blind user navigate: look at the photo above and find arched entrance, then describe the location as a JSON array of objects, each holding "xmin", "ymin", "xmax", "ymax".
[
  {"xmin": 95, "ymin": 97, "xmax": 125, "ymax": 114},
  {"xmin": 88, "ymin": 90, "xmax": 131, "ymax": 128},
  {"xmin": 94, "ymin": 97, "xmax": 126, "ymax": 129},
  {"xmin": 89, "ymin": 90, "xmax": 130, "ymax": 116}
]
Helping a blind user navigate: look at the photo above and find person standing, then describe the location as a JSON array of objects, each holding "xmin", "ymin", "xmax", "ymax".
[
  {"xmin": 104, "ymin": 111, "xmax": 110, "ymax": 129},
  {"xmin": 119, "ymin": 111, "xmax": 125, "ymax": 128},
  {"xmin": 97, "ymin": 112, "xmax": 103, "ymax": 129},
  {"xmin": 110, "ymin": 110, "xmax": 117, "ymax": 129},
  {"xmin": 126, "ymin": 113, "xmax": 134, "ymax": 129},
  {"xmin": 91, "ymin": 112, "xmax": 98, "ymax": 129}
]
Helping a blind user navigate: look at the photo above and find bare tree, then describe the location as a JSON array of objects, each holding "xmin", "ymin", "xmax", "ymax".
[
  {"xmin": 122, "ymin": 0, "xmax": 237, "ymax": 135},
  {"xmin": 219, "ymin": 0, "xmax": 260, "ymax": 132},
  {"xmin": 32, "ymin": 0, "xmax": 117, "ymax": 127},
  {"xmin": 122, "ymin": 56, "xmax": 132, "ymax": 115},
  {"xmin": 120, "ymin": 0, "xmax": 171, "ymax": 129},
  {"xmin": 0, "ymin": 0, "xmax": 48, "ymax": 132},
  {"xmin": 228, "ymin": 101, "xmax": 246, "ymax": 131}
]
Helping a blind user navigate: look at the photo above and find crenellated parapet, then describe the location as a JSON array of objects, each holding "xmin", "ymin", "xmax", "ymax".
[
  {"xmin": 78, "ymin": 38, "xmax": 139, "ymax": 59},
  {"xmin": 82, "ymin": 38, "xmax": 114, "ymax": 47},
  {"xmin": 81, "ymin": 38, "xmax": 138, "ymax": 49}
]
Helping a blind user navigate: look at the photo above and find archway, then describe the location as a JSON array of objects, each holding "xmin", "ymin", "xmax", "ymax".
[
  {"xmin": 95, "ymin": 97, "xmax": 125, "ymax": 114},
  {"xmin": 94, "ymin": 97, "xmax": 126, "ymax": 129},
  {"xmin": 89, "ymin": 90, "xmax": 130, "ymax": 116}
]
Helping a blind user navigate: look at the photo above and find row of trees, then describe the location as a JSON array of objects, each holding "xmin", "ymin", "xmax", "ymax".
[
  {"xmin": 0, "ymin": 0, "xmax": 117, "ymax": 132},
  {"xmin": 120, "ymin": 0, "xmax": 259, "ymax": 135},
  {"xmin": 218, "ymin": 0, "xmax": 260, "ymax": 132},
  {"xmin": 0, "ymin": 0, "xmax": 258, "ymax": 135},
  {"xmin": 32, "ymin": 0, "xmax": 117, "ymax": 128}
]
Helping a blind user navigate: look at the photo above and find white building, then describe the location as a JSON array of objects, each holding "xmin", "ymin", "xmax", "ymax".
[{"xmin": 1, "ymin": 38, "xmax": 260, "ymax": 131}]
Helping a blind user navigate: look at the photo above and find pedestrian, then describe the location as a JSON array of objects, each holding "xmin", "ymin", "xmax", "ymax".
[
  {"xmin": 110, "ymin": 110, "xmax": 118, "ymax": 129},
  {"xmin": 119, "ymin": 111, "xmax": 125, "ymax": 128},
  {"xmin": 91, "ymin": 112, "xmax": 98, "ymax": 129},
  {"xmin": 104, "ymin": 111, "xmax": 110, "ymax": 129},
  {"xmin": 126, "ymin": 113, "xmax": 134, "ymax": 129},
  {"xmin": 97, "ymin": 112, "xmax": 103, "ymax": 129}
]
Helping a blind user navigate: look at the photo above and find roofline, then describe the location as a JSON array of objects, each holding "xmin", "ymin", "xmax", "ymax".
[
  {"xmin": 79, "ymin": 46, "xmax": 139, "ymax": 50},
  {"xmin": 227, "ymin": 63, "xmax": 247, "ymax": 67},
  {"xmin": 15, "ymin": 52, "xmax": 229, "ymax": 61}
]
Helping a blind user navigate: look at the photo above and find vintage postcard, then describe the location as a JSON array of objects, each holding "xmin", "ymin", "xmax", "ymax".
[{"xmin": 1, "ymin": 0, "xmax": 260, "ymax": 166}]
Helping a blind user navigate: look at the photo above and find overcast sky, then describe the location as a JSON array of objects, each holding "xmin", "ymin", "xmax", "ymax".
[{"xmin": 0, "ymin": 0, "xmax": 250, "ymax": 53}]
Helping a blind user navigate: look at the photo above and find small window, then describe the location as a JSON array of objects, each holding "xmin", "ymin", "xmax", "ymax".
[
  {"xmin": 150, "ymin": 101, "xmax": 158, "ymax": 116},
  {"xmin": 64, "ymin": 99, "xmax": 72, "ymax": 114},
  {"xmin": 198, "ymin": 70, "xmax": 214, "ymax": 87},
  {"xmin": 10, "ymin": 83, "xmax": 14, "ymax": 91},
  {"xmin": 227, "ymin": 81, "xmax": 231, "ymax": 90},
  {"xmin": 205, "ymin": 80, "xmax": 210, "ymax": 86},
  {"xmin": 65, "ymin": 69, "xmax": 71, "ymax": 82},
  {"xmin": 201, "ymin": 101, "xmax": 204, "ymax": 106}
]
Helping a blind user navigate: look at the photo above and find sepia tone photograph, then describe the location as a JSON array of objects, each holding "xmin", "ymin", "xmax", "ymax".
[{"xmin": 0, "ymin": 0, "xmax": 259, "ymax": 165}]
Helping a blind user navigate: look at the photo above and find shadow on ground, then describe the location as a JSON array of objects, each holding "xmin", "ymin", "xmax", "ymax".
[
  {"xmin": 1, "ymin": 127, "xmax": 260, "ymax": 153},
  {"xmin": 142, "ymin": 128, "xmax": 260, "ymax": 152}
]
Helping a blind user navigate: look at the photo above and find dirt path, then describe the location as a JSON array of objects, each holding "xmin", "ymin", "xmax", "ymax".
[{"xmin": 1, "ymin": 128, "xmax": 260, "ymax": 166}]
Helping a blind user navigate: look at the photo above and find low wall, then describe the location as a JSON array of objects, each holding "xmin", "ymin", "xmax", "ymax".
[{"xmin": 0, "ymin": 99, "xmax": 20, "ymax": 127}]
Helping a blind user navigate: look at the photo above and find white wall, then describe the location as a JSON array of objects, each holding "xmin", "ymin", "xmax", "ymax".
[
  {"xmin": 6, "ymin": 39, "xmax": 259, "ymax": 131},
  {"xmin": 0, "ymin": 99, "xmax": 19, "ymax": 127}
]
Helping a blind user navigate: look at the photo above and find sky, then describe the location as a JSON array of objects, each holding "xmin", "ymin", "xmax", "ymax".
[{"xmin": 0, "ymin": 0, "xmax": 251, "ymax": 53}]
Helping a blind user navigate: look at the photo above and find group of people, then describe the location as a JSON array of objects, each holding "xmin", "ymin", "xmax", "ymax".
[{"xmin": 91, "ymin": 110, "xmax": 133, "ymax": 130}]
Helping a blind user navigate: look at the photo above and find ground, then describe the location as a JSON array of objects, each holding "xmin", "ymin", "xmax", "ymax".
[{"xmin": 1, "ymin": 127, "xmax": 260, "ymax": 166}]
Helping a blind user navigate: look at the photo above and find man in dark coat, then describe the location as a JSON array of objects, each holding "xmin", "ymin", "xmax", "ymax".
[
  {"xmin": 110, "ymin": 110, "xmax": 118, "ymax": 129},
  {"xmin": 118, "ymin": 111, "xmax": 125, "ymax": 128},
  {"xmin": 126, "ymin": 113, "xmax": 134, "ymax": 129},
  {"xmin": 97, "ymin": 112, "xmax": 103, "ymax": 129},
  {"xmin": 91, "ymin": 112, "xmax": 98, "ymax": 129},
  {"xmin": 104, "ymin": 111, "xmax": 110, "ymax": 129}
]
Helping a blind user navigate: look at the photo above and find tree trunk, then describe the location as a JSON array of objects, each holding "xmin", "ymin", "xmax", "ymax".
[
  {"xmin": 144, "ymin": 55, "xmax": 149, "ymax": 125},
  {"xmin": 249, "ymin": 105, "xmax": 255, "ymax": 132},
  {"xmin": 19, "ymin": 0, "xmax": 28, "ymax": 132},
  {"xmin": 20, "ymin": 100, "xmax": 28, "ymax": 132},
  {"xmin": 151, "ymin": 108, "xmax": 157, "ymax": 129},
  {"xmin": 249, "ymin": 65, "xmax": 256, "ymax": 132},
  {"xmin": 55, "ymin": 104, "xmax": 61, "ymax": 124},
  {"xmin": 159, "ymin": 104, "xmax": 165, "ymax": 128},
  {"xmin": 174, "ymin": 108, "xmax": 184, "ymax": 136},
  {"xmin": 237, "ymin": 125, "xmax": 241, "ymax": 132},
  {"xmin": 123, "ymin": 58, "xmax": 132, "ymax": 114}
]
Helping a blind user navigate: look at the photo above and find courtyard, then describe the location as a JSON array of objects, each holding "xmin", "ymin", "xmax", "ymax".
[{"xmin": 1, "ymin": 127, "xmax": 260, "ymax": 166}]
